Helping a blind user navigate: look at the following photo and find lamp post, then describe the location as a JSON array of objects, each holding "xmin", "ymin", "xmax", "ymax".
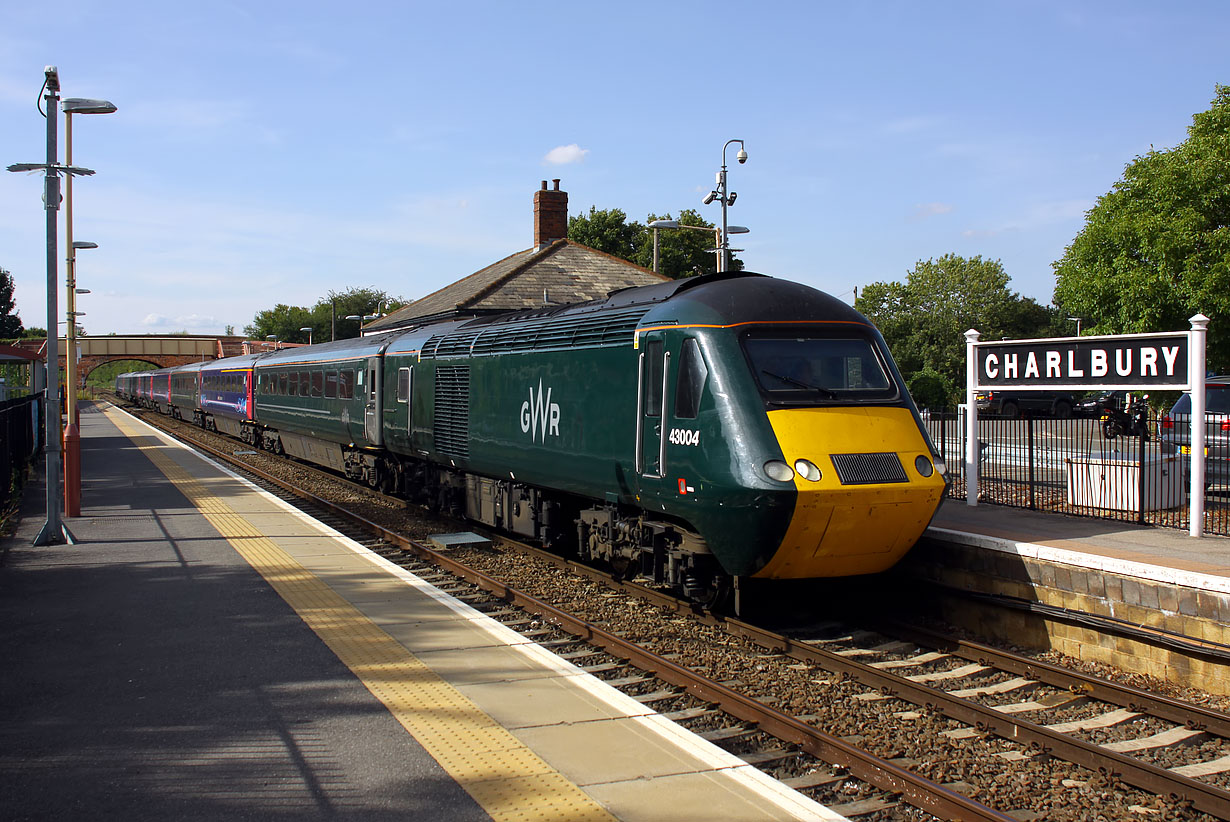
[
  {"xmin": 648, "ymin": 219, "xmax": 748, "ymax": 275},
  {"xmin": 60, "ymin": 96, "xmax": 115, "ymax": 522},
  {"xmin": 702, "ymin": 139, "xmax": 747, "ymax": 273},
  {"xmin": 3, "ymin": 67, "xmax": 97, "ymax": 544},
  {"xmin": 299, "ymin": 326, "xmax": 313, "ymax": 345},
  {"xmin": 266, "ymin": 334, "xmax": 279, "ymax": 350},
  {"xmin": 1067, "ymin": 317, "xmax": 1083, "ymax": 336}
]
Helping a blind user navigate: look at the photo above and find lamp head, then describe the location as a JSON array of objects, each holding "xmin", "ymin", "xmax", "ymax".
[{"xmin": 62, "ymin": 98, "xmax": 118, "ymax": 115}]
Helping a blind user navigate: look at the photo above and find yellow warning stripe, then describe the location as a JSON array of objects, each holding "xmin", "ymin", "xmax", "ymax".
[{"xmin": 104, "ymin": 407, "xmax": 614, "ymax": 822}]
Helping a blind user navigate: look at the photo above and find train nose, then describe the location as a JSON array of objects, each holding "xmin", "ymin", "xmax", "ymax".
[{"xmin": 754, "ymin": 406, "xmax": 946, "ymax": 579}]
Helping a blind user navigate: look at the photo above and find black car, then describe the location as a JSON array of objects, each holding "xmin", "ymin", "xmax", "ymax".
[
  {"xmin": 1074, "ymin": 390, "xmax": 1126, "ymax": 418},
  {"xmin": 975, "ymin": 390, "xmax": 1075, "ymax": 418}
]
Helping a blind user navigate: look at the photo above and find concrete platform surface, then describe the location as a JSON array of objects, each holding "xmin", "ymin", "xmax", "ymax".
[{"xmin": 0, "ymin": 402, "xmax": 846, "ymax": 822}]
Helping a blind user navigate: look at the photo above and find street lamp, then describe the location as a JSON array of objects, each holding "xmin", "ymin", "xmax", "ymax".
[
  {"xmin": 61, "ymin": 96, "xmax": 115, "ymax": 523},
  {"xmin": 702, "ymin": 139, "xmax": 747, "ymax": 273},
  {"xmin": 1067, "ymin": 317, "xmax": 1083, "ymax": 336},
  {"xmin": 265, "ymin": 334, "xmax": 279, "ymax": 350},
  {"xmin": 299, "ymin": 326, "xmax": 313, "ymax": 345},
  {"xmin": 648, "ymin": 219, "xmax": 749, "ymax": 274},
  {"xmin": 4, "ymin": 68, "xmax": 113, "ymax": 543}
]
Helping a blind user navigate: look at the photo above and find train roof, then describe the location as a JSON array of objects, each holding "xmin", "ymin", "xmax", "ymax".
[{"xmin": 252, "ymin": 330, "xmax": 404, "ymax": 368}]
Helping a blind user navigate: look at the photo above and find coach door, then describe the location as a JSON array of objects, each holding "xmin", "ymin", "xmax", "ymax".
[
  {"xmin": 637, "ymin": 335, "xmax": 669, "ymax": 478},
  {"xmin": 364, "ymin": 356, "xmax": 382, "ymax": 446}
]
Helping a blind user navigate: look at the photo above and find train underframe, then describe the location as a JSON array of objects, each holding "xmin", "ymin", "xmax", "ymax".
[{"xmin": 181, "ymin": 408, "xmax": 727, "ymax": 605}]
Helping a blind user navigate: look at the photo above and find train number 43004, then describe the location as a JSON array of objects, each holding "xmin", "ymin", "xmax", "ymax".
[{"xmin": 669, "ymin": 428, "xmax": 700, "ymax": 446}]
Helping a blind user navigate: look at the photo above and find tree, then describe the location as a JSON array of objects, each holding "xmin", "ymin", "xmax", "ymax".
[
  {"xmin": 1054, "ymin": 85, "xmax": 1230, "ymax": 372},
  {"xmin": 0, "ymin": 267, "xmax": 23, "ymax": 338},
  {"xmin": 567, "ymin": 206, "xmax": 743, "ymax": 279},
  {"xmin": 857, "ymin": 254, "xmax": 1063, "ymax": 406},
  {"xmin": 243, "ymin": 286, "xmax": 407, "ymax": 343}
]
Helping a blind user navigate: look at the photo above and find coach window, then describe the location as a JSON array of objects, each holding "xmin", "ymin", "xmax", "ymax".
[
  {"xmin": 311, "ymin": 371, "xmax": 323, "ymax": 398},
  {"xmin": 397, "ymin": 367, "xmax": 411, "ymax": 402},
  {"xmin": 288, "ymin": 371, "xmax": 299, "ymax": 396},
  {"xmin": 674, "ymin": 338, "xmax": 707, "ymax": 420},
  {"xmin": 296, "ymin": 370, "xmax": 308, "ymax": 397},
  {"xmin": 339, "ymin": 369, "xmax": 354, "ymax": 400},
  {"xmin": 325, "ymin": 370, "xmax": 338, "ymax": 399},
  {"xmin": 644, "ymin": 340, "xmax": 663, "ymax": 416}
]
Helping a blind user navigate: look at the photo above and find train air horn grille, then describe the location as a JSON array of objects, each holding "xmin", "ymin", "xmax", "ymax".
[{"xmin": 830, "ymin": 452, "xmax": 908, "ymax": 485}]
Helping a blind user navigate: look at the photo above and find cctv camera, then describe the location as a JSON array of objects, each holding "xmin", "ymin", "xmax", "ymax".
[
  {"xmin": 736, "ymin": 148, "xmax": 748, "ymax": 164},
  {"xmin": 727, "ymin": 191, "xmax": 737, "ymax": 205},
  {"xmin": 702, "ymin": 192, "xmax": 717, "ymax": 205}
]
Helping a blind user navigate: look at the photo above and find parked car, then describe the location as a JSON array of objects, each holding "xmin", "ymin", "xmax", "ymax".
[
  {"xmin": 975, "ymin": 390, "xmax": 1075, "ymax": 418},
  {"xmin": 1074, "ymin": 390, "xmax": 1126, "ymax": 418},
  {"xmin": 1159, "ymin": 376, "xmax": 1230, "ymax": 487}
]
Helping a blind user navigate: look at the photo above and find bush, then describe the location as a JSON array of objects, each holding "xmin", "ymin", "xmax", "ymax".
[{"xmin": 907, "ymin": 368, "xmax": 953, "ymax": 411}]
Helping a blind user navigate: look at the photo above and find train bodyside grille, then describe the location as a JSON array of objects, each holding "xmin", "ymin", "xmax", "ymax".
[
  {"xmin": 830, "ymin": 452, "xmax": 908, "ymax": 485},
  {"xmin": 434, "ymin": 365, "xmax": 470, "ymax": 458}
]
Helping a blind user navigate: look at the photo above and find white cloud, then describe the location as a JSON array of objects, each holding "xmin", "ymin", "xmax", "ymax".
[
  {"xmin": 910, "ymin": 202, "xmax": 954, "ymax": 220},
  {"xmin": 543, "ymin": 144, "xmax": 589, "ymax": 165},
  {"xmin": 142, "ymin": 313, "xmax": 170, "ymax": 326}
]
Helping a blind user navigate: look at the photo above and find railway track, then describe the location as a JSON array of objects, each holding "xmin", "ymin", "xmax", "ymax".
[{"xmin": 113, "ymin": 399, "xmax": 1230, "ymax": 820}]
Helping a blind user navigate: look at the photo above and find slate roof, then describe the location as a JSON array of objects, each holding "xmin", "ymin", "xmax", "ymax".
[{"xmin": 364, "ymin": 240, "xmax": 669, "ymax": 333}]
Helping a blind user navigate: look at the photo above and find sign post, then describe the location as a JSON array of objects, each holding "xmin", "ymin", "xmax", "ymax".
[{"xmin": 966, "ymin": 321, "xmax": 1209, "ymax": 536}]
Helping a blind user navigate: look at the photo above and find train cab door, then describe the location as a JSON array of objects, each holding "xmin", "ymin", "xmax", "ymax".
[
  {"xmin": 637, "ymin": 334, "xmax": 670, "ymax": 480},
  {"xmin": 364, "ymin": 356, "xmax": 382, "ymax": 446}
]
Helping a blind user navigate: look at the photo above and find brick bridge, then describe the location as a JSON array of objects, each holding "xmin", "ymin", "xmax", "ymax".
[{"xmin": 10, "ymin": 335, "xmax": 251, "ymax": 387}]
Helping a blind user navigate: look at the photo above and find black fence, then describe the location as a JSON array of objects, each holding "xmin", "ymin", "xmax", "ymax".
[
  {"xmin": 924, "ymin": 409, "xmax": 1229, "ymax": 537},
  {"xmin": 1, "ymin": 394, "xmax": 43, "ymax": 514}
]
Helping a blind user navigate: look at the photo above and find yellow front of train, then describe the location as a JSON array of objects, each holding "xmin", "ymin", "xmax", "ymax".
[{"xmin": 752, "ymin": 405, "xmax": 947, "ymax": 578}]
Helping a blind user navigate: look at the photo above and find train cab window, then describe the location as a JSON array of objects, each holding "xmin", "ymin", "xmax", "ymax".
[
  {"xmin": 339, "ymin": 370, "xmax": 354, "ymax": 400},
  {"xmin": 397, "ymin": 367, "xmax": 411, "ymax": 402},
  {"xmin": 743, "ymin": 334, "xmax": 897, "ymax": 403},
  {"xmin": 325, "ymin": 371, "xmax": 338, "ymax": 399},
  {"xmin": 299, "ymin": 370, "xmax": 311, "ymax": 397},
  {"xmin": 644, "ymin": 340, "xmax": 663, "ymax": 416},
  {"xmin": 674, "ymin": 339, "xmax": 707, "ymax": 420},
  {"xmin": 311, "ymin": 371, "xmax": 323, "ymax": 398}
]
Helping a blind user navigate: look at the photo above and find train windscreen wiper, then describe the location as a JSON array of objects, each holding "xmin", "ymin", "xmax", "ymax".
[{"xmin": 761, "ymin": 369, "xmax": 837, "ymax": 398}]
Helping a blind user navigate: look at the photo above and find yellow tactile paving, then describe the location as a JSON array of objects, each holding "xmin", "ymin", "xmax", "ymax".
[{"xmin": 103, "ymin": 406, "xmax": 616, "ymax": 822}]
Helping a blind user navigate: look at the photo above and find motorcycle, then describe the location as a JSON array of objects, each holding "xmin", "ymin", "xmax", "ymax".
[{"xmin": 1099, "ymin": 393, "xmax": 1151, "ymax": 440}]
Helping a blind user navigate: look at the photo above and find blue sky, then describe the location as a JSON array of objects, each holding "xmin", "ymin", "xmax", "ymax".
[{"xmin": 1, "ymin": 1, "xmax": 1227, "ymax": 337}]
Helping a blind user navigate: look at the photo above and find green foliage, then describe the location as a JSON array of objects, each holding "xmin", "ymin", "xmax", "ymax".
[
  {"xmin": 0, "ymin": 268, "xmax": 22, "ymax": 338},
  {"xmin": 244, "ymin": 286, "xmax": 407, "ymax": 343},
  {"xmin": 567, "ymin": 206, "xmax": 743, "ymax": 279},
  {"xmin": 21, "ymin": 327, "xmax": 46, "ymax": 338},
  {"xmin": 906, "ymin": 368, "xmax": 953, "ymax": 411},
  {"xmin": 857, "ymin": 254, "xmax": 1063, "ymax": 406},
  {"xmin": 1054, "ymin": 85, "xmax": 1230, "ymax": 372},
  {"xmin": 86, "ymin": 359, "xmax": 158, "ymax": 388}
]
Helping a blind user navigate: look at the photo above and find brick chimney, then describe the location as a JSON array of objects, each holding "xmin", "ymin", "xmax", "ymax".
[{"xmin": 534, "ymin": 179, "xmax": 568, "ymax": 250}]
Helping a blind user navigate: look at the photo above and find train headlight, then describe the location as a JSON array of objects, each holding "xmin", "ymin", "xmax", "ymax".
[
  {"xmin": 914, "ymin": 455, "xmax": 934, "ymax": 477},
  {"xmin": 933, "ymin": 458, "xmax": 947, "ymax": 476},
  {"xmin": 763, "ymin": 460, "xmax": 795, "ymax": 482},
  {"xmin": 793, "ymin": 459, "xmax": 822, "ymax": 482}
]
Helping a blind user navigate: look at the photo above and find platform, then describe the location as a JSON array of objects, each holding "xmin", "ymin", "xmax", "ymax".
[
  {"xmin": 912, "ymin": 501, "xmax": 1230, "ymax": 694},
  {"xmin": 0, "ymin": 402, "xmax": 843, "ymax": 821}
]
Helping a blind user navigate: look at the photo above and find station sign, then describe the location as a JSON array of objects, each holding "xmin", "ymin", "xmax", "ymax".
[{"xmin": 974, "ymin": 333, "xmax": 1190, "ymax": 391}]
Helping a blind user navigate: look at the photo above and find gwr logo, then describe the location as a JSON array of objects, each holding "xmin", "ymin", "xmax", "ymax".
[{"xmin": 519, "ymin": 379, "xmax": 560, "ymax": 442}]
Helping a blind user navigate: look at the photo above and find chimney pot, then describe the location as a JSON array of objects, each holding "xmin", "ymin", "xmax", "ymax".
[
  {"xmin": 552, "ymin": 179, "xmax": 560, "ymax": 191},
  {"xmin": 533, "ymin": 180, "xmax": 568, "ymax": 250}
]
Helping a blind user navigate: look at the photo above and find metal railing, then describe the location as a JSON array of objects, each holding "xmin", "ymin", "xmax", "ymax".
[
  {"xmin": 1, "ymin": 394, "xmax": 43, "ymax": 513},
  {"xmin": 924, "ymin": 409, "xmax": 1228, "ymax": 536}
]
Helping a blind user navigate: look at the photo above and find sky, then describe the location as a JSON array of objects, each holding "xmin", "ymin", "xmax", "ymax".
[{"xmin": 1, "ymin": 1, "xmax": 1227, "ymax": 338}]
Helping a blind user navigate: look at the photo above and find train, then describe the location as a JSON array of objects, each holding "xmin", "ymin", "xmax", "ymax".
[{"xmin": 116, "ymin": 272, "xmax": 947, "ymax": 605}]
